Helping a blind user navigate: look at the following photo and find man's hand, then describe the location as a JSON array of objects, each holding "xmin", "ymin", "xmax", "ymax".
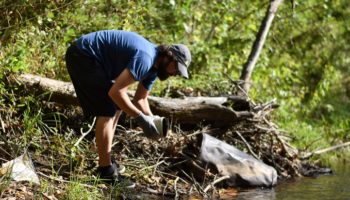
[{"xmin": 135, "ymin": 113, "xmax": 160, "ymax": 140}]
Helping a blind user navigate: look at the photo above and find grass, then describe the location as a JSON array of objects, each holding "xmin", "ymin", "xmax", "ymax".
[
  {"xmin": 0, "ymin": 174, "xmax": 12, "ymax": 196},
  {"xmin": 275, "ymin": 100, "xmax": 350, "ymax": 164},
  {"xmin": 278, "ymin": 118, "xmax": 329, "ymax": 150},
  {"xmin": 63, "ymin": 179, "xmax": 102, "ymax": 200}
]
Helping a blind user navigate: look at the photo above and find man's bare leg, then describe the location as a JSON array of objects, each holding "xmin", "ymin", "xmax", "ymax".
[
  {"xmin": 95, "ymin": 111, "xmax": 122, "ymax": 167},
  {"xmin": 95, "ymin": 111, "xmax": 135, "ymax": 187},
  {"xmin": 113, "ymin": 110, "xmax": 123, "ymax": 133}
]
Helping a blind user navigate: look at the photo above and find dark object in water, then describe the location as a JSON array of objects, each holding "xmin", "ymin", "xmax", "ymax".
[{"xmin": 301, "ymin": 163, "xmax": 333, "ymax": 177}]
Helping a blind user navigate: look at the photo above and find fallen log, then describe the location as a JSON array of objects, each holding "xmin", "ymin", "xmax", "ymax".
[
  {"xmin": 14, "ymin": 73, "xmax": 79, "ymax": 106},
  {"xmin": 13, "ymin": 74, "xmax": 261, "ymax": 126},
  {"xmin": 301, "ymin": 141, "xmax": 350, "ymax": 159}
]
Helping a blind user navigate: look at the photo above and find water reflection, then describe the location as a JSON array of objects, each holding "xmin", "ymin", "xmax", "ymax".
[
  {"xmin": 235, "ymin": 162, "xmax": 350, "ymax": 200},
  {"xmin": 235, "ymin": 188, "xmax": 276, "ymax": 200}
]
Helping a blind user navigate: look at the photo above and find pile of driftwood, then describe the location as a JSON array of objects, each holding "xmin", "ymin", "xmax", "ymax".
[{"xmin": 10, "ymin": 74, "xmax": 323, "ymax": 196}]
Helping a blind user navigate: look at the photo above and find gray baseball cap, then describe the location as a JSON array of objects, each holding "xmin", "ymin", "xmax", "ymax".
[{"xmin": 169, "ymin": 44, "xmax": 191, "ymax": 78}]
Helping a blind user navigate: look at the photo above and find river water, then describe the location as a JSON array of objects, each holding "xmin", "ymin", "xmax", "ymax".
[
  {"xmin": 235, "ymin": 161, "xmax": 350, "ymax": 200},
  {"xmin": 137, "ymin": 161, "xmax": 349, "ymax": 199}
]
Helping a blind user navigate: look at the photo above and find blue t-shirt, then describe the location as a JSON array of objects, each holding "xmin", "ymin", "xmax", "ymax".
[{"xmin": 75, "ymin": 30, "xmax": 158, "ymax": 90}]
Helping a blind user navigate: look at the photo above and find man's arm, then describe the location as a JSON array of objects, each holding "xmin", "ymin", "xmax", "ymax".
[
  {"xmin": 133, "ymin": 82, "xmax": 153, "ymax": 116},
  {"xmin": 109, "ymin": 68, "xmax": 160, "ymax": 139},
  {"xmin": 108, "ymin": 68, "xmax": 141, "ymax": 118}
]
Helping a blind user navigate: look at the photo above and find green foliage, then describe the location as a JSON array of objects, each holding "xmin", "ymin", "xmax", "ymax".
[
  {"xmin": 63, "ymin": 180, "xmax": 102, "ymax": 200},
  {"xmin": 0, "ymin": 173, "xmax": 11, "ymax": 195}
]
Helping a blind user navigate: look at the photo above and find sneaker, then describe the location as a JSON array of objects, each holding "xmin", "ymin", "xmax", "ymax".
[
  {"xmin": 112, "ymin": 160, "xmax": 126, "ymax": 174},
  {"xmin": 96, "ymin": 163, "xmax": 135, "ymax": 189}
]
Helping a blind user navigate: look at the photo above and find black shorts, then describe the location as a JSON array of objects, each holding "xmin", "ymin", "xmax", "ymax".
[{"xmin": 65, "ymin": 44, "xmax": 119, "ymax": 117}]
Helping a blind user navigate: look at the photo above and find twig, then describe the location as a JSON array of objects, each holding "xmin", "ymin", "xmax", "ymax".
[
  {"xmin": 157, "ymin": 171, "xmax": 189, "ymax": 185},
  {"xmin": 37, "ymin": 172, "xmax": 96, "ymax": 189},
  {"xmin": 254, "ymin": 124, "xmax": 277, "ymax": 132},
  {"xmin": 0, "ymin": 114, "xmax": 5, "ymax": 132},
  {"xmin": 140, "ymin": 160, "xmax": 165, "ymax": 172},
  {"xmin": 224, "ymin": 74, "xmax": 250, "ymax": 98},
  {"xmin": 188, "ymin": 160, "xmax": 215, "ymax": 178},
  {"xmin": 271, "ymin": 131, "xmax": 296, "ymax": 158},
  {"xmin": 263, "ymin": 117, "xmax": 278, "ymax": 129},
  {"xmin": 0, "ymin": 157, "xmax": 9, "ymax": 162},
  {"xmin": 180, "ymin": 168, "xmax": 205, "ymax": 196},
  {"xmin": 162, "ymin": 181, "xmax": 169, "ymax": 196},
  {"xmin": 0, "ymin": 146, "xmax": 12, "ymax": 157},
  {"xmin": 188, "ymin": 126, "xmax": 217, "ymax": 138},
  {"xmin": 255, "ymin": 124, "xmax": 296, "ymax": 158},
  {"xmin": 261, "ymin": 117, "xmax": 286, "ymax": 129},
  {"xmin": 164, "ymin": 80, "xmax": 171, "ymax": 97},
  {"xmin": 302, "ymin": 137, "xmax": 323, "ymax": 151},
  {"xmin": 186, "ymin": 129, "xmax": 203, "ymax": 137},
  {"xmin": 146, "ymin": 187, "xmax": 175, "ymax": 196},
  {"xmin": 41, "ymin": 192, "xmax": 58, "ymax": 200},
  {"xmin": 201, "ymin": 163, "xmax": 209, "ymax": 188},
  {"xmin": 235, "ymin": 131, "xmax": 259, "ymax": 159},
  {"xmin": 73, "ymin": 117, "xmax": 96, "ymax": 148},
  {"xmin": 115, "ymin": 124, "xmax": 128, "ymax": 133},
  {"xmin": 122, "ymin": 145, "xmax": 134, "ymax": 157},
  {"xmin": 180, "ymin": 169, "xmax": 193, "ymax": 183},
  {"xmin": 203, "ymin": 175, "xmax": 230, "ymax": 193},
  {"xmin": 253, "ymin": 98, "xmax": 278, "ymax": 112},
  {"xmin": 111, "ymin": 141, "xmax": 119, "ymax": 148},
  {"xmin": 301, "ymin": 141, "xmax": 350, "ymax": 159},
  {"xmin": 168, "ymin": 158, "xmax": 190, "ymax": 168},
  {"xmin": 269, "ymin": 133, "xmax": 276, "ymax": 167},
  {"xmin": 174, "ymin": 176, "xmax": 179, "ymax": 199},
  {"xmin": 236, "ymin": 83, "xmax": 249, "ymax": 97},
  {"xmin": 191, "ymin": 173, "xmax": 206, "ymax": 197},
  {"xmin": 121, "ymin": 163, "xmax": 142, "ymax": 169},
  {"xmin": 152, "ymin": 152, "xmax": 164, "ymax": 177}
]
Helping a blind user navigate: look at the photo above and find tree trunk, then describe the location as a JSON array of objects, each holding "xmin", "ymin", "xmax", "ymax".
[
  {"xmin": 239, "ymin": 0, "xmax": 283, "ymax": 93},
  {"xmin": 14, "ymin": 74, "xmax": 259, "ymax": 126}
]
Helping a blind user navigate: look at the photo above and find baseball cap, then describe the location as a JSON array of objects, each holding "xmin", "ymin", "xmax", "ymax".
[{"xmin": 169, "ymin": 44, "xmax": 191, "ymax": 78}]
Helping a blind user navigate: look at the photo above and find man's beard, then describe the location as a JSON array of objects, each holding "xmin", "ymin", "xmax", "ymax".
[{"xmin": 157, "ymin": 60, "xmax": 170, "ymax": 81}]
